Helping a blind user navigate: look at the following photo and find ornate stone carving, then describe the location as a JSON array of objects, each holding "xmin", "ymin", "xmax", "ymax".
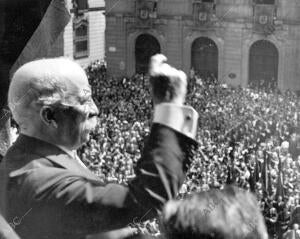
[
  {"xmin": 135, "ymin": 0, "xmax": 158, "ymax": 28},
  {"xmin": 192, "ymin": 1, "xmax": 216, "ymax": 27},
  {"xmin": 253, "ymin": 4, "xmax": 276, "ymax": 36}
]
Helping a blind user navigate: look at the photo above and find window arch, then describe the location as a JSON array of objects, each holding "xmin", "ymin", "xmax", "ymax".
[
  {"xmin": 135, "ymin": 34, "xmax": 160, "ymax": 74},
  {"xmin": 249, "ymin": 40, "xmax": 278, "ymax": 89},
  {"xmin": 191, "ymin": 37, "xmax": 218, "ymax": 79},
  {"xmin": 73, "ymin": 18, "xmax": 89, "ymax": 59}
]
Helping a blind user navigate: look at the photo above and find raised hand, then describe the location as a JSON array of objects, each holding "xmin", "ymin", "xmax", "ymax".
[{"xmin": 149, "ymin": 54, "xmax": 187, "ymax": 106}]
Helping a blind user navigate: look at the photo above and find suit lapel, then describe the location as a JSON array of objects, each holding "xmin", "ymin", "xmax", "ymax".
[
  {"xmin": 46, "ymin": 154, "xmax": 100, "ymax": 182},
  {"xmin": 13, "ymin": 134, "xmax": 100, "ymax": 182}
]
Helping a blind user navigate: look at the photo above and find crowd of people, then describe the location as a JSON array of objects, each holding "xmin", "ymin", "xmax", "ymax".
[{"xmin": 9, "ymin": 60, "xmax": 300, "ymax": 238}]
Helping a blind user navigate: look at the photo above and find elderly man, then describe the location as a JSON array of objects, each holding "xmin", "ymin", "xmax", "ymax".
[{"xmin": 0, "ymin": 55, "xmax": 198, "ymax": 239}]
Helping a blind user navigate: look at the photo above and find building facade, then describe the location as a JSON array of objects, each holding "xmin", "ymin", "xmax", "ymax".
[
  {"xmin": 105, "ymin": 0, "xmax": 300, "ymax": 90},
  {"xmin": 64, "ymin": 0, "xmax": 106, "ymax": 67}
]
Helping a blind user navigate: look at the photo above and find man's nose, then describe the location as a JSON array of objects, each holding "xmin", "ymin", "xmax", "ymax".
[{"xmin": 89, "ymin": 100, "xmax": 99, "ymax": 116}]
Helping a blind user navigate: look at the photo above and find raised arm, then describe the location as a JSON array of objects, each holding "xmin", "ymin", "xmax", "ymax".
[{"xmin": 8, "ymin": 55, "xmax": 199, "ymax": 236}]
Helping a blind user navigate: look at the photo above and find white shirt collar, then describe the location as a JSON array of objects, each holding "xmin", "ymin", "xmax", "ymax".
[
  {"xmin": 56, "ymin": 145, "xmax": 75, "ymax": 158},
  {"xmin": 56, "ymin": 145, "xmax": 88, "ymax": 169}
]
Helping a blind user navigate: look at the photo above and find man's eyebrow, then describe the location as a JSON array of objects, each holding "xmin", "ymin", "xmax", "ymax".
[
  {"xmin": 79, "ymin": 94, "xmax": 92, "ymax": 103},
  {"xmin": 79, "ymin": 88, "xmax": 92, "ymax": 99},
  {"xmin": 82, "ymin": 89, "xmax": 91, "ymax": 96},
  {"xmin": 73, "ymin": 90, "xmax": 90, "ymax": 104}
]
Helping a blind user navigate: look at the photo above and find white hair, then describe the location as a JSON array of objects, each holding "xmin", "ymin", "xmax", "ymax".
[{"xmin": 8, "ymin": 57, "xmax": 86, "ymax": 126}]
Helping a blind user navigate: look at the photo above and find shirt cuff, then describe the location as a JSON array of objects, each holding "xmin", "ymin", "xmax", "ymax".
[{"xmin": 153, "ymin": 103, "xmax": 199, "ymax": 139}]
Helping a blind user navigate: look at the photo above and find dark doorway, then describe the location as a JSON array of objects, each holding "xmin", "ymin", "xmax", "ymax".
[
  {"xmin": 249, "ymin": 40, "xmax": 278, "ymax": 89},
  {"xmin": 191, "ymin": 37, "xmax": 218, "ymax": 79},
  {"xmin": 135, "ymin": 34, "xmax": 160, "ymax": 74}
]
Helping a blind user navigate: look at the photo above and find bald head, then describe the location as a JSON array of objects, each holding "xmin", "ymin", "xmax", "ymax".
[
  {"xmin": 8, "ymin": 58, "xmax": 98, "ymax": 150},
  {"xmin": 8, "ymin": 58, "xmax": 89, "ymax": 126}
]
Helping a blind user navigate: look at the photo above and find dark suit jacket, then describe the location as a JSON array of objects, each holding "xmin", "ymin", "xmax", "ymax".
[{"xmin": 0, "ymin": 123, "xmax": 197, "ymax": 239}]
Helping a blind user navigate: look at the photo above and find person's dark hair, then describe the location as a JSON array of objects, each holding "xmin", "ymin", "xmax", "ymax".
[{"xmin": 161, "ymin": 186, "xmax": 268, "ymax": 239}]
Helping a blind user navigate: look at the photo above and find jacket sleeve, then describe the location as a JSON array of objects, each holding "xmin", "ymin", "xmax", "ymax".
[{"xmin": 16, "ymin": 103, "xmax": 199, "ymax": 235}]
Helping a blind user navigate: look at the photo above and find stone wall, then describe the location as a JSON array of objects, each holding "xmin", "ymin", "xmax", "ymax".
[{"xmin": 106, "ymin": 0, "xmax": 300, "ymax": 91}]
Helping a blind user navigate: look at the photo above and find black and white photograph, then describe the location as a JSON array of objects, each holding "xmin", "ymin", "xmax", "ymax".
[{"xmin": 0, "ymin": 0, "xmax": 299, "ymax": 239}]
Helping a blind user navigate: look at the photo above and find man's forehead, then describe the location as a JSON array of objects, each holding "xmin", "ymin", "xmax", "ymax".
[
  {"xmin": 69, "ymin": 85, "xmax": 91, "ymax": 100},
  {"xmin": 64, "ymin": 72, "xmax": 90, "ymax": 92},
  {"xmin": 61, "ymin": 75, "xmax": 92, "ymax": 105}
]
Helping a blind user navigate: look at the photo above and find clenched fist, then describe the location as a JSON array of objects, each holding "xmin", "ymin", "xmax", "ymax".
[{"xmin": 149, "ymin": 54, "xmax": 187, "ymax": 106}]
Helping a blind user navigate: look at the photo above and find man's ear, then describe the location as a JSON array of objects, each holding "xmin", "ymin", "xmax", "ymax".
[{"xmin": 40, "ymin": 106, "xmax": 58, "ymax": 128}]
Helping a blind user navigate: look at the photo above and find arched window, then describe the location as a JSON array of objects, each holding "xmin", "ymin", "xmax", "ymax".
[
  {"xmin": 135, "ymin": 34, "xmax": 160, "ymax": 74},
  {"xmin": 191, "ymin": 37, "xmax": 218, "ymax": 79},
  {"xmin": 249, "ymin": 40, "xmax": 278, "ymax": 89},
  {"xmin": 73, "ymin": 19, "xmax": 89, "ymax": 59},
  {"xmin": 75, "ymin": 24, "xmax": 88, "ymax": 37}
]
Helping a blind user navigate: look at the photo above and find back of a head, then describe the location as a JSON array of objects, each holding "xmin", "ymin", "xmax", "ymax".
[{"xmin": 161, "ymin": 186, "xmax": 268, "ymax": 239}]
